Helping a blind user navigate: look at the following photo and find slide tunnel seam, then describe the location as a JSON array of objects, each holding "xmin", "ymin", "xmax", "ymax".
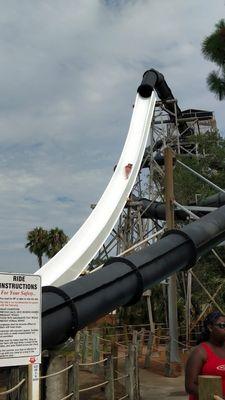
[
  {"xmin": 161, "ymin": 229, "xmax": 197, "ymax": 267},
  {"xmin": 42, "ymin": 286, "xmax": 78, "ymax": 336},
  {"xmin": 103, "ymin": 256, "xmax": 143, "ymax": 306}
]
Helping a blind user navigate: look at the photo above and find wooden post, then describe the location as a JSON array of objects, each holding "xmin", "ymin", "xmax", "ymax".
[
  {"xmin": 45, "ymin": 355, "xmax": 67, "ymax": 400},
  {"xmin": 155, "ymin": 326, "xmax": 161, "ymax": 351},
  {"xmin": 40, "ymin": 351, "xmax": 50, "ymax": 400},
  {"xmin": 164, "ymin": 338, "xmax": 171, "ymax": 377},
  {"xmin": 92, "ymin": 331, "xmax": 100, "ymax": 374},
  {"xmin": 132, "ymin": 330, "xmax": 139, "ymax": 352},
  {"xmin": 198, "ymin": 375, "xmax": 222, "ymax": 400},
  {"xmin": 125, "ymin": 356, "xmax": 130, "ymax": 399},
  {"xmin": 131, "ymin": 331, "xmax": 140, "ymax": 399},
  {"xmin": 144, "ymin": 331, "xmax": 153, "ymax": 368},
  {"xmin": 68, "ymin": 363, "xmax": 75, "ymax": 400},
  {"xmin": 81, "ymin": 329, "xmax": 89, "ymax": 364},
  {"xmin": 123, "ymin": 325, "xmax": 129, "ymax": 346},
  {"xmin": 125, "ymin": 344, "xmax": 135, "ymax": 400},
  {"xmin": 104, "ymin": 355, "xmax": 114, "ymax": 400},
  {"xmin": 102, "ymin": 327, "xmax": 108, "ymax": 355},
  {"xmin": 19, "ymin": 366, "xmax": 28, "ymax": 400},
  {"xmin": 111, "ymin": 338, "xmax": 118, "ymax": 377},
  {"xmin": 74, "ymin": 332, "xmax": 80, "ymax": 360},
  {"xmin": 145, "ymin": 290, "xmax": 155, "ymax": 335},
  {"xmin": 139, "ymin": 328, "xmax": 145, "ymax": 356},
  {"xmin": 164, "ymin": 147, "xmax": 181, "ymax": 376},
  {"xmin": 134, "ymin": 344, "xmax": 140, "ymax": 400},
  {"xmin": 0, "ymin": 369, "xmax": 8, "ymax": 400},
  {"xmin": 9, "ymin": 367, "xmax": 20, "ymax": 400},
  {"xmin": 68, "ymin": 361, "xmax": 79, "ymax": 400}
]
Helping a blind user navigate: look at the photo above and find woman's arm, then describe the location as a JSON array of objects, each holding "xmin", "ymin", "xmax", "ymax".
[{"xmin": 185, "ymin": 346, "xmax": 206, "ymax": 397}]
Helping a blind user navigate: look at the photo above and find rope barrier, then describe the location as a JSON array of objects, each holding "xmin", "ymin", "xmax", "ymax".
[
  {"xmin": 149, "ymin": 358, "xmax": 167, "ymax": 365},
  {"xmin": 172, "ymin": 338, "xmax": 192, "ymax": 349},
  {"xmin": 0, "ymin": 378, "xmax": 25, "ymax": 395},
  {"xmin": 114, "ymin": 369, "xmax": 123, "ymax": 376},
  {"xmin": 79, "ymin": 380, "xmax": 109, "ymax": 392},
  {"xmin": 79, "ymin": 358, "xmax": 108, "ymax": 367},
  {"xmin": 115, "ymin": 342, "xmax": 128, "ymax": 349},
  {"xmin": 152, "ymin": 334, "xmax": 169, "ymax": 339},
  {"xmin": 103, "ymin": 333, "xmax": 129, "ymax": 337},
  {"xmin": 113, "ymin": 374, "xmax": 128, "ymax": 382},
  {"xmin": 118, "ymin": 394, "xmax": 129, "ymax": 400},
  {"xmin": 60, "ymin": 393, "xmax": 74, "ymax": 400},
  {"xmin": 113, "ymin": 355, "xmax": 127, "ymax": 360},
  {"xmin": 40, "ymin": 364, "xmax": 73, "ymax": 379},
  {"xmin": 99, "ymin": 337, "xmax": 112, "ymax": 343}
]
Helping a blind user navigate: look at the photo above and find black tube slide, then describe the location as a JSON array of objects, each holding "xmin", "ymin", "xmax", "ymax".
[
  {"xmin": 137, "ymin": 69, "xmax": 192, "ymax": 136},
  {"xmin": 42, "ymin": 205, "xmax": 225, "ymax": 349},
  {"xmin": 138, "ymin": 198, "xmax": 211, "ymax": 221},
  {"xmin": 138, "ymin": 198, "xmax": 188, "ymax": 221},
  {"xmin": 198, "ymin": 192, "xmax": 225, "ymax": 208}
]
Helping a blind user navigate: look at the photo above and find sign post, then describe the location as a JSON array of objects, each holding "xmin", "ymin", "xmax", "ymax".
[
  {"xmin": 0, "ymin": 272, "xmax": 41, "ymax": 399},
  {"xmin": 28, "ymin": 363, "xmax": 40, "ymax": 400}
]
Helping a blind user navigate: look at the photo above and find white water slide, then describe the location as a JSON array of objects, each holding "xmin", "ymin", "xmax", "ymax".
[{"xmin": 35, "ymin": 91, "xmax": 156, "ymax": 287}]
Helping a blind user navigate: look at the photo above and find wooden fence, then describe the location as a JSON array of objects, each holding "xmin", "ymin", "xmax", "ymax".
[
  {"xmin": 0, "ymin": 324, "xmax": 192, "ymax": 399},
  {"xmin": 0, "ymin": 328, "xmax": 142, "ymax": 400}
]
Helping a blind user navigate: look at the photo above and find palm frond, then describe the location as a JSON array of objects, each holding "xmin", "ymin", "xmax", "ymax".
[{"xmin": 207, "ymin": 70, "xmax": 225, "ymax": 100}]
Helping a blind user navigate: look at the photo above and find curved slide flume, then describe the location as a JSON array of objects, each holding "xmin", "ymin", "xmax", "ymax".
[{"xmin": 35, "ymin": 91, "xmax": 156, "ymax": 287}]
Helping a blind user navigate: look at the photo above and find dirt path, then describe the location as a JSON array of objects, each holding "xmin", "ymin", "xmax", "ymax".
[
  {"xmin": 140, "ymin": 368, "xmax": 187, "ymax": 400},
  {"xmin": 78, "ymin": 367, "xmax": 188, "ymax": 400}
]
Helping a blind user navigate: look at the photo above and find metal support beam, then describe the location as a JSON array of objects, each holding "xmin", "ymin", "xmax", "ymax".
[{"xmin": 164, "ymin": 147, "xmax": 180, "ymax": 371}]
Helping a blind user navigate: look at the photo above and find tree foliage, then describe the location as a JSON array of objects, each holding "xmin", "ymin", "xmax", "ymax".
[
  {"xmin": 174, "ymin": 130, "xmax": 225, "ymax": 204},
  {"xmin": 25, "ymin": 227, "xmax": 49, "ymax": 268},
  {"xmin": 45, "ymin": 227, "xmax": 69, "ymax": 259},
  {"xmin": 26, "ymin": 226, "xmax": 69, "ymax": 267},
  {"xmin": 202, "ymin": 19, "xmax": 225, "ymax": 100},
  {"xmin": 174, "ymin": 130, "xmax": 225, "ymax": 323}
]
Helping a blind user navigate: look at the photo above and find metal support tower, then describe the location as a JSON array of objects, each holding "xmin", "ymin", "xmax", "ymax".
[{"xmin": 89, "ymin": 97, "xmax": 219, "ymax": 349}]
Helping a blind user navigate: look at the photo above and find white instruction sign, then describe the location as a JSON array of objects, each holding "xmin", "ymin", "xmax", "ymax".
[{"xmin": 0, "ymin": 273, "xmax": 41, "ymax": 367}]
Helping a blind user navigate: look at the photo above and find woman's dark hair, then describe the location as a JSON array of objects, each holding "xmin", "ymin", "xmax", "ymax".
[{"xmin": 197, "ymin": 311, "xmax": 225, "ymax": 344}]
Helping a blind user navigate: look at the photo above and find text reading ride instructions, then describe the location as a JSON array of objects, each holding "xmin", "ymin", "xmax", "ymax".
[{"xmin": 0, "ymin": 273, "xmax": 41, "ymax": 366}]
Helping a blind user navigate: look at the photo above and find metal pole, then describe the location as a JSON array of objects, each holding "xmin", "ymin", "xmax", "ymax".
[
  {"xmin": 90, "ymin": 229, "xmax": 165, "ymax": 274},
  {"xmin": 164, "ymin": 147, "xmax": 180, "ymax": 373},
  {"xmin": 147, "ymin": 293, "xmax": 155, "ymax": 334},
  {"xmin": 28, "ymin": 364, "xmax": 40, "ymax": 400},
  {"xmin": 186, "ymin": 270, "xmax": 192, "ymax": 346},
  {"xmin": 145, "ymin": 289, "xmax": 155, "ymax": 334}
]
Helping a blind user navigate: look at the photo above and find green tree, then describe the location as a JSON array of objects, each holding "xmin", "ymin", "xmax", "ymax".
[
  {"xmin": 173, "ymin": 130, "xmax": 225, "ymax": 322},
  {"xmin": 25, "ymin": 227, "xmax": 49, "ymax": 268},
  {"xmin": 46, "ymin": 227, "xmax": 69, "ymax": 259},
  {"xmin": 202, "ymin": 19, "xmax": 225, "ymax": 100},
  {"xmin": 174, "ymin": 130, "xmax": 225, "ymax": 205}
]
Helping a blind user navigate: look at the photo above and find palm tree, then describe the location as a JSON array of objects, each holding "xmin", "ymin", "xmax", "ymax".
[
  {"xmin": 46, "ymin": 227, "xmax": 69, "ymax": 259},
  {"xmin": 25, "ymin": 227, "xmax": 49, "ymax": 268},
  {"xmin": 202, "ymin": 19, "xmax": 225, "ymax": 100}
]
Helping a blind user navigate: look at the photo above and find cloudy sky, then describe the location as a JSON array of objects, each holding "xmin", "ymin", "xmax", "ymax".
[{"xmin": 0, "ymin": 0, "xmax": 224, "ymax": 274}]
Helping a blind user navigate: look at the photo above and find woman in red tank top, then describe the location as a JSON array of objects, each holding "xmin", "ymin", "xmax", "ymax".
[{"xmin": 185, "ymin": 311, "xmax": 225, "ymax": 400}]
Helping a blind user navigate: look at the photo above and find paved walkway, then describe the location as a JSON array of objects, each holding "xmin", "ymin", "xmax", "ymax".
[{"xmin": 140, "ymin": 368, "xmax": 187, "ymax": 400}]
